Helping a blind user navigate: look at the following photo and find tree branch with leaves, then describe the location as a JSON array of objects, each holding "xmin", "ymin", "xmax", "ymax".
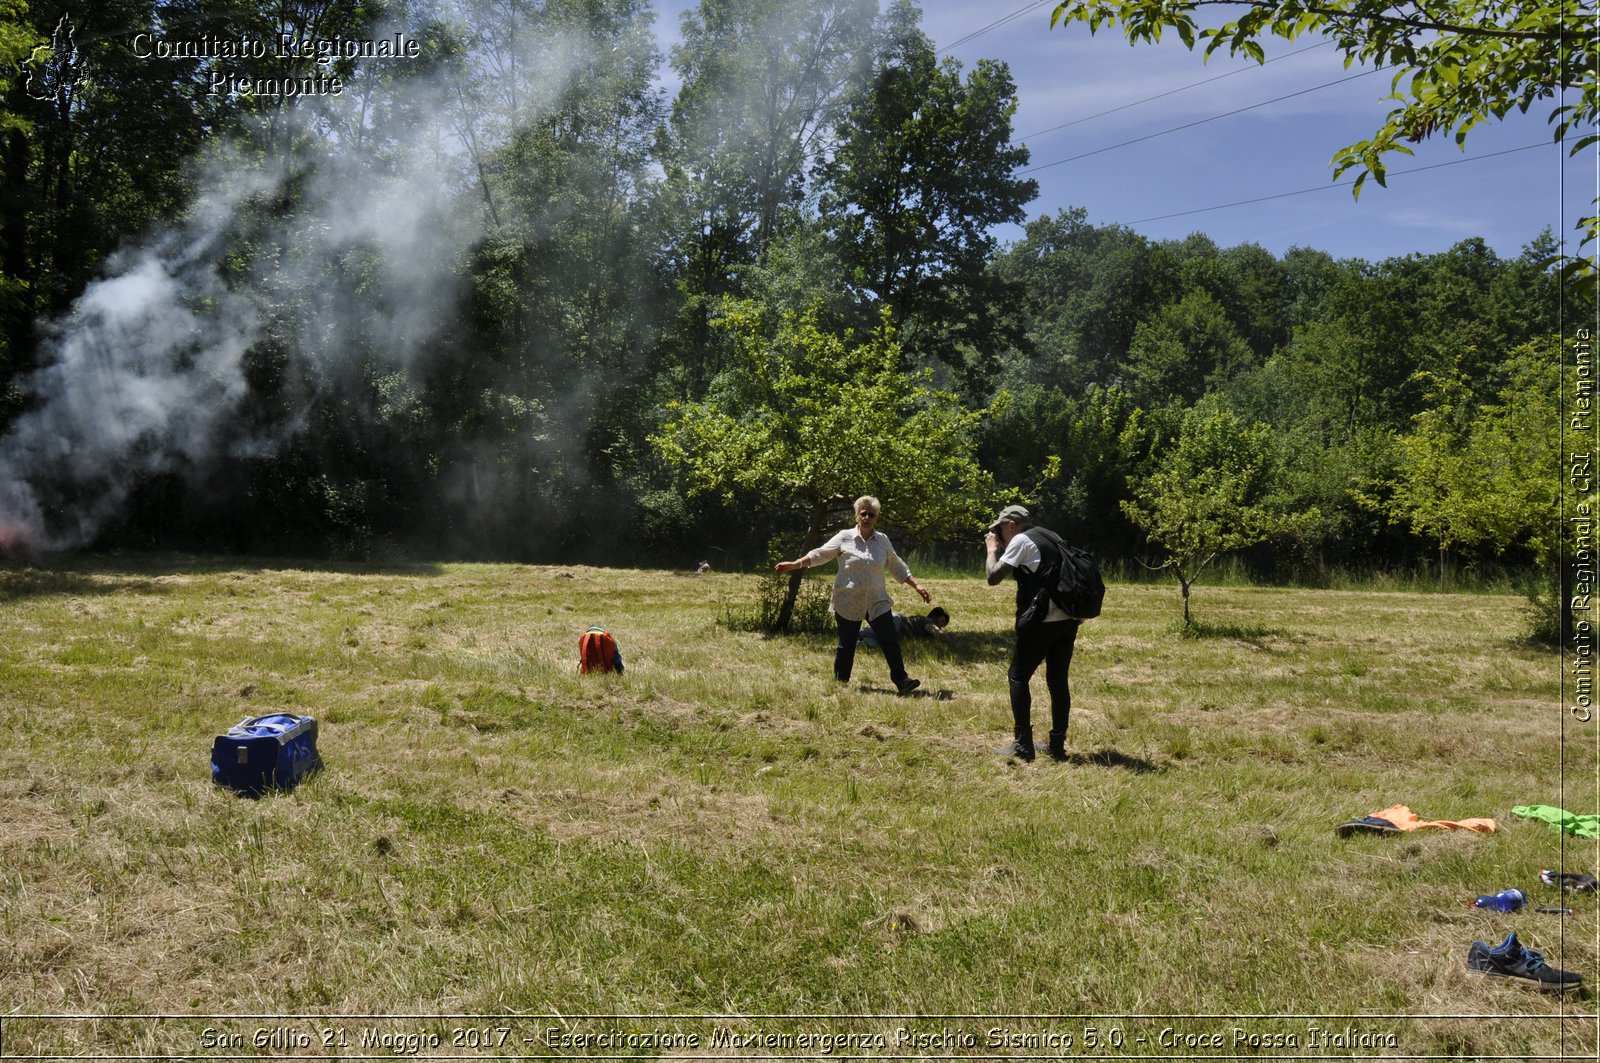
[{"xmin": 1049, "ymin": 0, "xmax": 1598, "ymax": 277}]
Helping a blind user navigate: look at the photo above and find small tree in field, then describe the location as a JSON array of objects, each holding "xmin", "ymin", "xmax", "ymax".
[
  {"xmin": 1121, "ymin": 395, "xmax": 1313, "ymax": 630},
  {"xmin": 652, "ymin": 301, "xmax": 996, "ymax": 630}
]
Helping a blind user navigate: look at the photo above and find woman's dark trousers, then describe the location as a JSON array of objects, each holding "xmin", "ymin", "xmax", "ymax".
[{"xmin": 835, "ymin": 613, "xmax": 909, "ymax": 686}]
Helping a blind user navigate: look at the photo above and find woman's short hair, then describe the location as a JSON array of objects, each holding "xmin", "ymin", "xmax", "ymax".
[{"xmin": 854, "ymin": 495, "xmax": 881, "ymax": 516}]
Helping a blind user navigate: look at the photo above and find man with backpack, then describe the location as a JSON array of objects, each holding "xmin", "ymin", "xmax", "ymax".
[{"xmin": 984, "ymin": 505, "xmax": 1096, "ymax": 763}]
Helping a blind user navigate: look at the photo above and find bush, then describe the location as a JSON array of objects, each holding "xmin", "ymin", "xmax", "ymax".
[
  {"xmin": 1522, "ymin": 572, "xmax": 1566, "ymax": 647},
  {"xmin": 719, "ymin": 569, "xmax": 834, "ymax": 634}
]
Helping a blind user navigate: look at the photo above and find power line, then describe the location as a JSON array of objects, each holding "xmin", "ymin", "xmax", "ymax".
[
  {"xmin": 1019, "ymin": 67, "xmax": 1382, "ymax": 173},
  {"xmin": 1019, "ymin": 42, "xmax": 1331, "ymax": 141},
  {"xmin": 938, "ymin": 1, "xmax": 1053, "ymax": 55},
  {"xmin": 1127, "ymin": 142, "xmax": 1551, "ymax": 224}
]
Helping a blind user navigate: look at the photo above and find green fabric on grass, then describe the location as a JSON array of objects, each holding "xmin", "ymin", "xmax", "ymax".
[{"xmin": 1511, "ymin": 805, "xmax": 1600, "ymax": 839}]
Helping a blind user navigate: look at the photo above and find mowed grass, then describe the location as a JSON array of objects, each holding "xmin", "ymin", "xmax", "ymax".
[{"xmin": 0, "ymin": 555, "xmax": 1596, "ymax": 1057}]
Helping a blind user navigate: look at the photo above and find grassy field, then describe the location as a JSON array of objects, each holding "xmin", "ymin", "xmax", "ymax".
[{"xmin": 1, "ymin": 554, "xmax": 1596, "ymax": 1059}]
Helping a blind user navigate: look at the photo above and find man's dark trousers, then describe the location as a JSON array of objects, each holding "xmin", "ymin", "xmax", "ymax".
[{"xmin": 1009, "ymin": 618, "xmax": 1080, "ymax": 752}]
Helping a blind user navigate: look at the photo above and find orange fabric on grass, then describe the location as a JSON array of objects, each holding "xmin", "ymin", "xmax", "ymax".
[{"xmin": 1370, "ymin": 804, "xmax": 1496, "ymax": 834}]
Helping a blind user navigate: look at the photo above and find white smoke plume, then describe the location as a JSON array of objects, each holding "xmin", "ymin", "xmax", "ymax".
[
  {"xmin": 0, "ymin": 169, "xmax": 275, "ymax": 554},
  {"xmin": 0, "ymin": 10, "xmax": 601, "ymax": 557}
]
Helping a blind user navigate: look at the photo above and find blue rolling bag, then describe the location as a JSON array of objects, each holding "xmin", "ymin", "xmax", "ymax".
[{"xmin": 211, "ymin": 713, "xmax": 324, "ymax": 797}]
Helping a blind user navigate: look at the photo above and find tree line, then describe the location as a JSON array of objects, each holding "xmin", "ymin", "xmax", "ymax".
[{"xmin": 0, "ymin": 0, "xmax": 1578, "ymax": 609}]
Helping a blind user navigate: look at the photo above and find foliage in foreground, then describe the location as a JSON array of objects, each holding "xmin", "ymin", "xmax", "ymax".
[{"xmin": 1047, "ymin": 0, "xmax": 1598, "ymax": 275}]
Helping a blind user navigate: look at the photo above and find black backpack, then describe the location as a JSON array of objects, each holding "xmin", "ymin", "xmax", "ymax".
[{"xmin": 1016, "ymin": 528, "xmax": 1105, "ymax": 627}]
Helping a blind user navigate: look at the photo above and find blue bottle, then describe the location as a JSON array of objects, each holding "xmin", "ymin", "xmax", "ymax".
[{"xmin": 1471, "ymin": 889, "xmax": 1527, "ymax": 912}]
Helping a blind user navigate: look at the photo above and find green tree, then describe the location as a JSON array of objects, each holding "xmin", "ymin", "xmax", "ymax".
[
  {"xmin": 655, "ymin": 0, "xmax": 876, "ymax": 393},
  {"xmin": 340, "ymin": 0, "xmax": 669, "ymax": 554},
  {"xmin": 1459, "ymin": 340, "xmax": 1562, "ymax": 566},
  {"xmin": 1121, "ymin": 394, "xmax": 1315, "ymax": 629},
  {"xmin": 1210, "ymin": 241, "xmax": 1290, "ymax": 359},
  {"xmin": 1123, "ymin": 288, "xmax": 1256, "ymax": 408},
  {"xmin": 0, "ymin": 0, "xmax": 41, "ymax": 391},
  {"xmin": 3, "ymin": 0, "xmax": 244, "ymax": 370},
  {"xmin": 652, "ymin": 300, "xmax": 996, "ymax": 629},
  {"xmin": 1152, "ymin": 233, "xmax": 1289, "ymax": 362},
  {"xmin": 1279, "ymin": 245, "xmax": 1348, "ymax": 328},
  {"xmin": 1374, "ymin": 338, "xmax": 1561, "ymax": 580},
  {"xmin": 975, "ymin": 382, "xmax": 1140, "ymax": 555},
  {"xmin": 988, "ymin": 207, "xmax": 1161, "ymax": 395},
  {"xmin": 665, "ymin": 0, "xmax": 874, "ymax": 259},
  {"xmin": 1048, "ymin": 0, "xmax": 1598, "ymax": 273},
  {"xmin": 1222, "ymin": 322, "xmax": 1405, "ymax": 571},
  {"xmin": 0, "ymin": 0, "xmax": 35, "ymax": 97},
  {"xmin": 819, "ymin": 0, "xmax": 1037, "ymax": 393}
]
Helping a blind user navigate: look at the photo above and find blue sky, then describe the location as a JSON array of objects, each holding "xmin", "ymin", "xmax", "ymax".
[{"xmin": 654, "ymin": 0, "xmax": 1594, "ymax": 264}]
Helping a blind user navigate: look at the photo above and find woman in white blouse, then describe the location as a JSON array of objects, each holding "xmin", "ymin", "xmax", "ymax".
[{"xmin": 775, "ymin": 495, "xmax": 932, "ymax": 695}]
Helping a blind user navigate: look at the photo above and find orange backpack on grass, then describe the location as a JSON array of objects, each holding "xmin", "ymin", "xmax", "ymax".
[{"xmin": 579, "ymin": 626, "xmax": 624, "ymax": 674}]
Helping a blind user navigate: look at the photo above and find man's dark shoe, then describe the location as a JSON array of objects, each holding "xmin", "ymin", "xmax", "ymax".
[
  {"xmin": 1467, "ymin": 932, "xmax": 1582, "ymax": 992},
  {"xmin": 1045, "ymin": 732, "xmax": 1067, "ymax": 762},
  {"xmin": 1540, "ymin": 869, "xmax": 1600, "ymax": 892},
  {"xmin": 1335, "ymin": 815, "xmax": 1401, "ymax": 838},
  {"xmin": 896, "ymin": 678, "xmax": 921, "ymax": 696},
  {"xmin": 996, "ymin": 739, "xmax": 1035, "ymax": 762}
]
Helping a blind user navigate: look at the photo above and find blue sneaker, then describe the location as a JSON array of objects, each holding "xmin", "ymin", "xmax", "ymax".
[{"xmin": 1467, "ymin": 932, "xmax": 1582, "ymax": 992}]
